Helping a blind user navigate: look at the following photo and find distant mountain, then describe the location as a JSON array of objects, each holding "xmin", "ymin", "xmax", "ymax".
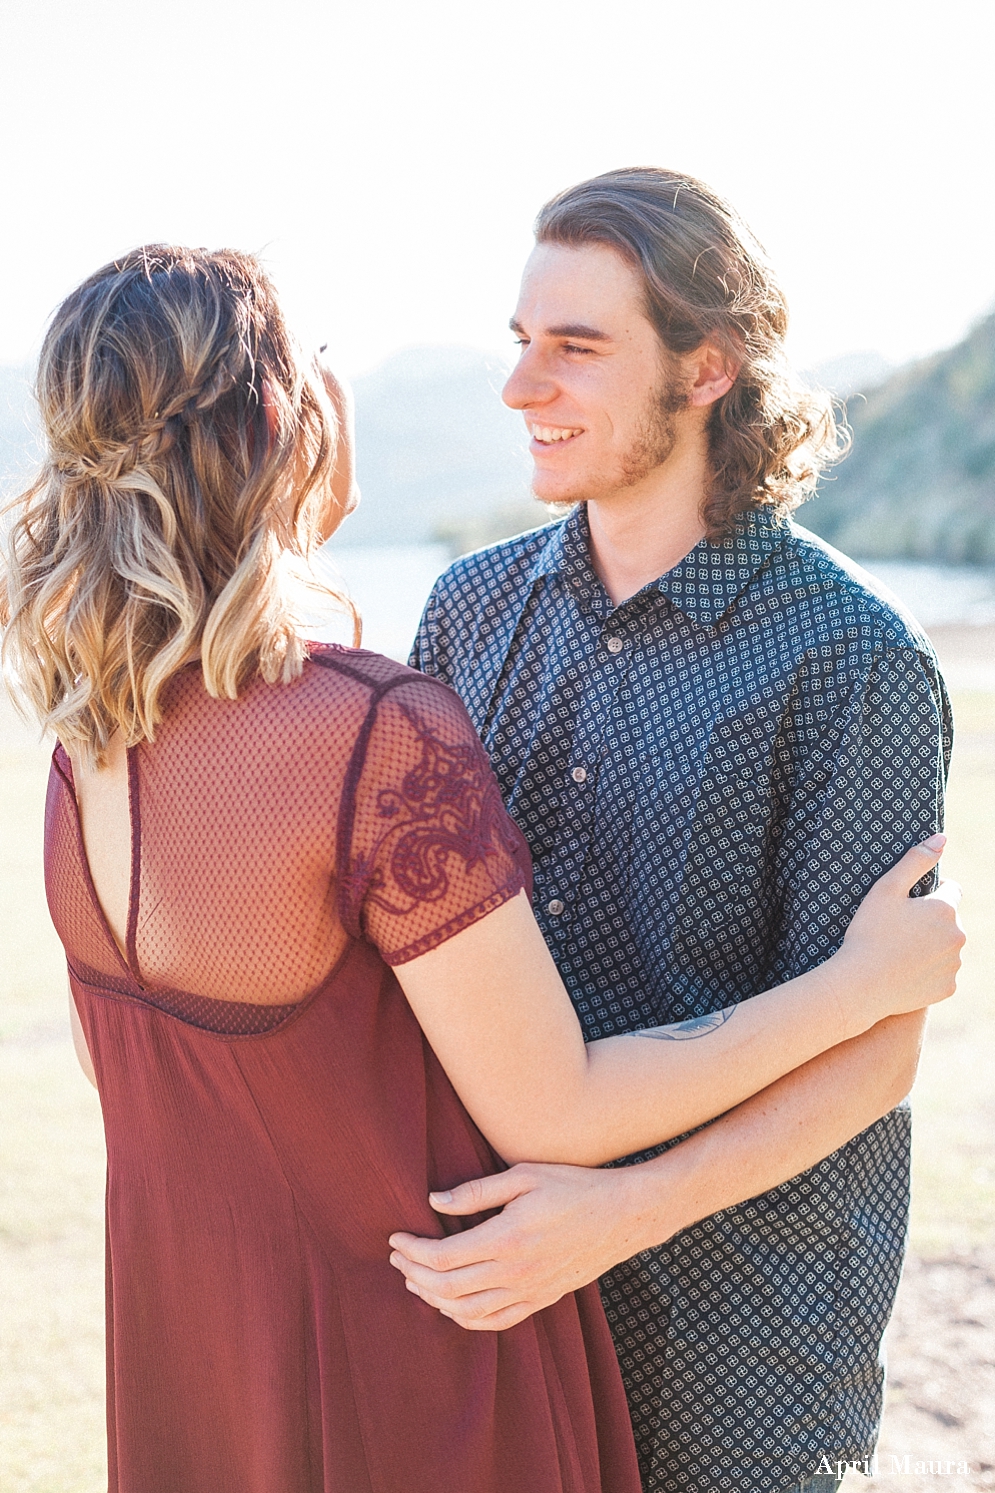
[
  {"xmin": 802, "ymin": 313, "xmax": 995, "ymax": 564},
  {"xmin": 802, "ymin": 350, "xmax": 894, "ymax": 399},
  {"xmin": 344, "ymin": 345, "xmax": 540, "ymax": 547}
]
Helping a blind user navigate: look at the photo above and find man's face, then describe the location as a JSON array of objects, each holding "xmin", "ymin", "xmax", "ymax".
[{"xmin": 503, "ymin": 242, "xmax": 687, "ymax": 506}]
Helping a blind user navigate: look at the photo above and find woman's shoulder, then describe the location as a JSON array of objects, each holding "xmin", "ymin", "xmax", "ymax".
[
  {"xmin": 304, "ymin": 644, "xmax": 485, "ymax": 776},
  {"xmin": 155, "ymin": 647, "xmax": 475, "ymax": 766},
  {"xmin": 304, "ymin": 642, "xmax": 466, "ymax": 712}
]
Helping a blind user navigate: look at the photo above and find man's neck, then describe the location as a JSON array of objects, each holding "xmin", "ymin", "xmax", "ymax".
[{"xmin": 586, "ymin": 443, "xmax": 709, "ymax": 607}]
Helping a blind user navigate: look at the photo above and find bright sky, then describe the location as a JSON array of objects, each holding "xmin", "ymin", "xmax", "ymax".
[{"xmin": 1, "ymin": 0, "xmax": 993, "ymax": 377}]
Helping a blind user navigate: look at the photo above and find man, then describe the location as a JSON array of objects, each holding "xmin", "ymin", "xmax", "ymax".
[{"xmin": 391, "ymin": 168, "xmax": 950, "ymax": 1493}]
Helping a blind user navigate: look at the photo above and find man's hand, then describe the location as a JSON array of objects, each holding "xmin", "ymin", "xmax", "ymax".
[{"xmin": 388, "ymin": 1162, "xmax": 657, "ymax": 1331}]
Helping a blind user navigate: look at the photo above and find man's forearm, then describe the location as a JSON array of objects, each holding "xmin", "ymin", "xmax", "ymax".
[
  {"xmin": 619, "ymin": 1010, "xmax": 926, "ymax": 1252},
  {"xmin": 388, "ymin": 1012, "xmax": 928, "ymax": 1330}
]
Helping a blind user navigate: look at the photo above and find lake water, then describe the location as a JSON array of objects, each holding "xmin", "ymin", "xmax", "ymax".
[
  {"xmin": 314, "ymin": 543, "xmax": 995, "ymax": 675},
  {"xmin": 311, "ymin": 544, "xmax": 452, "ymax": 660},
  {"xmin": 856, "ymin": 561, "xmax": 995, "ymax": 629}
]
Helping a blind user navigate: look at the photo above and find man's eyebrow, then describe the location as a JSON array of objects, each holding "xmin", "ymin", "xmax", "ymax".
[
  {"xmin": 547, "ymin": 323, "xmax": 612, "ymax": 342},
  {"xmin": 509, "ymin": 317, "xmax": 612, "ymax": 343}
]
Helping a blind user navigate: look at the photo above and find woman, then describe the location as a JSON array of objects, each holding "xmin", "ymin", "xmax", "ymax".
[{"xmin": 1, "ymin": 246, "xmax": 961, "ymax": 1493}]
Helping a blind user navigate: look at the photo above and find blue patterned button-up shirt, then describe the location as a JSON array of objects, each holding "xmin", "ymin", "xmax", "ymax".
[{"xmin": 411, "ymin": 504, "xmax": 951, "ymax": 1493}]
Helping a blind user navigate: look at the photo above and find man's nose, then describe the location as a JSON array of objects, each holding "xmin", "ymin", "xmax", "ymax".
[{"xmin": 502, "ymin": 351, "xmax": 554, "ymax": 411}]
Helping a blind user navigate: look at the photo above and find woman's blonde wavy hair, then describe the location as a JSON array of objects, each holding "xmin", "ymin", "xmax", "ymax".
[
  {"xmin": 536, "ymin": 168, "xmax": 849, "ymax": 535},
  {"xmin": 1, "ymin": 244, "xmax": 355, "ymax": 764}
]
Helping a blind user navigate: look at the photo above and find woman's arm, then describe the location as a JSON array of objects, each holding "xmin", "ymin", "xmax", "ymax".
[
  {"xmin": 388, "ymin": 1012, "xmax": 928, "ymax": 1331},
  {"xmin": 394, "ymin": 839, "xmax": 962, "ymax": 1166}
]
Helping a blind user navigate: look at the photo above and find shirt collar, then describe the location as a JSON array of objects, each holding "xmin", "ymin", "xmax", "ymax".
[
  {"xmin": 530, "ymin": 503, "xmax": 789, "ymax": 626},
  {"xmin": 655, "ymin": 507, "xmax": 789, "ymax": 625},
  {"xmin": 530, "ymin": 507, "xmax": 578, "ymax": 581}
]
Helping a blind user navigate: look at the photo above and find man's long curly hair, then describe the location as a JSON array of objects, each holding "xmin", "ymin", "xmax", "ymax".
[{"xmin": 535, "ymin": 168, "xmax": 848, "ymax": 535}]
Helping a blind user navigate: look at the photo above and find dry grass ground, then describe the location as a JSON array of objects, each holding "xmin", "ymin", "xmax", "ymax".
[
  {"xmin": 1, "ymin": 701, "xmax": 107, "ymax": 1492},
  {"xmin": 1, "ymin": 659, "xmax": 993, "ymax": 1493}
]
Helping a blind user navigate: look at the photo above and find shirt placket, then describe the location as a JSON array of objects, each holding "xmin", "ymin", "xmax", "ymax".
[{"xmin": 535, "ymin": 597, "xmax": 641, "ymax": 948}]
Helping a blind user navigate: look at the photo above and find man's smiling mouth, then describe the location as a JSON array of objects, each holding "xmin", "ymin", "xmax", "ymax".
[{"xmin": 528, "ymin": 424, "xmax": 583, "ymax": 445}]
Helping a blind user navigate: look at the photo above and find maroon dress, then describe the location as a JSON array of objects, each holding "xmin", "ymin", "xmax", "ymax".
[{"xmin": 43, "ymin": 645, "xmax": 642, "ymax": 1493}]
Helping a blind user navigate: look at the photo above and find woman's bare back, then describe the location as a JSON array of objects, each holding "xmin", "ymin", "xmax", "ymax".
[{"xmin": 72, "ymin": 733, "xmax": 131, "ymax": 955}]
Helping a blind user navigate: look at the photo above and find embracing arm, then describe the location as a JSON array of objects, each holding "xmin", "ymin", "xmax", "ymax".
[
  {"xmin": 388, "ymin": 1008, "xmax": 928, "ymax": 1329},
  {"xmin": 613, "ymin": 1009, "xmax": 928, "ymax": 1251},
  {"xmin": 394, "ymin": 840, "xmax": 958, "ymax": 1168}
]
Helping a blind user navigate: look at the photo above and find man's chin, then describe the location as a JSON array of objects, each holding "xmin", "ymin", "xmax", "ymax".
[{"xmin": 530, "ymin": 475, "xmax": 588, "ymax": 508}]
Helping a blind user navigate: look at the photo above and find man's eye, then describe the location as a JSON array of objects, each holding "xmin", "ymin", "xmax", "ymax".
[
  {"xmin": 563, "ymin": 344, "xmax": 593, "ymax": 355},
  {"xmin": 513, "ymin": 338, "xmax": 529, "ymax": 349}
]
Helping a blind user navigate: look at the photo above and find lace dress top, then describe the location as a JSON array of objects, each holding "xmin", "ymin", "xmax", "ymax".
[{"xmin": 44, "ymin": 645, "xmax": 640, "ymax": 1493}]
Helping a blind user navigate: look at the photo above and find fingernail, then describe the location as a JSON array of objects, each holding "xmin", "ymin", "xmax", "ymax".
[
  {"xmin": 922, "ymin": 833, "xmax": 946, "ymax": 851},
  {"xmin": 430, "ymin": 1190, "xmax": 453, "ymax": 1205}
]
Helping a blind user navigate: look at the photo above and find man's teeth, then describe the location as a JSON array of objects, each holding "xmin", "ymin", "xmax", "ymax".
[{"xmin": 531, "ymin": 426, "xmax": 581, "ymax": 443}]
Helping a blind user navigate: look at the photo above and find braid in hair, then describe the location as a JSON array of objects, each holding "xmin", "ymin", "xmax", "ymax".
[{"xmin": 1, "ymin": 244, "xmax": 350, "ymax": 764}]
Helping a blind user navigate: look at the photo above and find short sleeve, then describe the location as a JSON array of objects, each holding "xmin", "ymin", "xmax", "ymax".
[
  {"xmin": 766, "ymin": 645, "xmax": 949, "ymax": 984},
  {"xmin": 338, "ymin": 677, "xmax": 530, "ymax": 965}
]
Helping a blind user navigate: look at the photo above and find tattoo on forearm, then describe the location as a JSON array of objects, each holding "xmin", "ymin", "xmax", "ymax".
[{"xmin": 628, "ymin": 1006, "xmax": 737, "ymax": 1041}]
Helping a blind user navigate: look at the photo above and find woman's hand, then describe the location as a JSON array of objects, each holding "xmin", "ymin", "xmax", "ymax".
[
  {"xmin": 317, "ymin": 361, "xmax": 360, "ymax": 535},
  {"xmin": 831, "ymin": 835, "xmax": 964, "ymax": 1021}
]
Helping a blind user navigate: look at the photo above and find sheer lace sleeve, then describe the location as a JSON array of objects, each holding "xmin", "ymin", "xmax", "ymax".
[{"xmin": 339, "ymin": 676, "xmax": 530, "ymax": 965}]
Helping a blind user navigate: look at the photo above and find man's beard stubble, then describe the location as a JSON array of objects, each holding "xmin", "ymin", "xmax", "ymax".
[
  {"xmin": 530, "ymin": 374, "xmax": 690, "ymax": 507},
  {"xmin": 618, "ymin": 376, "xmax": 688, "ymax": 491}
]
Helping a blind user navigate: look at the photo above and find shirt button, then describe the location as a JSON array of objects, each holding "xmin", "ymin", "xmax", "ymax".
[
  {"xmin": 606, "ymin": 636, "xmax": 624, "ymax": 653},
  {"xmin": 547, "ymin": 898, "xmax": 565, "ymax": 916},
  {"xmin": 571, "ymin": 766, "xmax": 587, "ymax": 783}
]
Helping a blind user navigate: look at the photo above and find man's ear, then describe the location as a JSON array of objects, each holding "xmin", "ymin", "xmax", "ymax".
[{"xmin": 687, "ymin": 341, "xmax": 739, "ymax": 408}]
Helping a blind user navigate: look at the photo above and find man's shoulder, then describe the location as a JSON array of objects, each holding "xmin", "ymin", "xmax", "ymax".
[
  {"xmin": 413, "ymin": 521, "xmax": 562, "ymax": 687},
  {"xmin": 771, "ymin": 521, "xmax": 934, "ymax": 659}
]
